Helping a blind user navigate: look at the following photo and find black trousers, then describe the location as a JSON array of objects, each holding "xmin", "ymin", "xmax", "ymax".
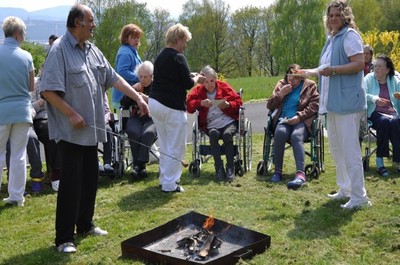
[{"xmin": 55, "ymin": 140, "xmax": 99, "ymax": 246}]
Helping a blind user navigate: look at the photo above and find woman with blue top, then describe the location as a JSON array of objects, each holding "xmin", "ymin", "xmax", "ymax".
[
  {"xmin": 0, "ymin": 16, "xmax": 35, "ymax": 207},
  {"xmin": 365, "ymin": 54, "xmax": 400, "ymax": 177},
  {"xmin": 267, "ymin": 64, "xmax": 319, "ymax": 190},
  {"xmin": 111, "ymin": 24, "xmax": 142, "ymax": 110},
  {"xmin": 302, "ymin": 1, "xmax": 371, "ymax": 209}
]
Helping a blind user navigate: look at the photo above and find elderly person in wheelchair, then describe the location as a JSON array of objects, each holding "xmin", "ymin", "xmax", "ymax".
[
  {"xmin": 365, "ymin": 54, "xmax": 400, "ymax": 177},
  {"xmin": 120, "ymin": 61, "xmax": 156, "ymax": 179},
  {"xmin": 267, "ymin": 64, "xmax": 319, "ymax": 190},
  {"xmin": 187, "ymin": 65, "xmax": 242, "ymax": 181}
]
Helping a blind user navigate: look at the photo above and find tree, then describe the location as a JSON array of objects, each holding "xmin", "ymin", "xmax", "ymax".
[
  {"xmin": 143, "ymin": 8, "xmax": 176, "ymax": 62},
  {"xmin": 231, "ymin": 6, "xmax": 264, "ymax": 77},
  {"xmin": 180, "ymin": 0, "xmax": 233, "ymax": 75},
  {"xmin": 350, "ymin": 0, "xmax": 381, "ymax": 33},
  {"xmin": 270, "ymin": 0, "xmax": 326, "ymax": 73},
  {"xmin": 21, "ymin": 42, "xmax": 47, "ymax": 75}
]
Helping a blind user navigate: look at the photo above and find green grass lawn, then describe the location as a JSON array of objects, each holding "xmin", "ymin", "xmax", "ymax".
[{"xmin": 1, "ymin": 133, "xmax": 400, "ymax": 265}]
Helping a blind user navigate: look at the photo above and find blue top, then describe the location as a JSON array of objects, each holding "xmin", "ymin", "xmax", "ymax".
[
  {"xmin": 111, "ymin": 44, "xmax": 142, "ymax": 109},
  {"xmin": 319, "ymin": 26, "xmax": 365, "ymax": 114},
  {"xmin": 40, "ymin": 31, "xmax": 118, "ymax": 145},
  {"xmin": 280, "ymin": 82, "xmax": 303, "ymax": 119},
  {"xmin": 0, "ymin": 37, "xmax": 34, "ymax": 125}
]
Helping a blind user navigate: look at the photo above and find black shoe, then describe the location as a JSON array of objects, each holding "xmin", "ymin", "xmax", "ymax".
[
  {"xmin": 130, "ymin": 166, "xmax": 139, "ymax": 179},
  {"xmin": 215, "ymin": 165, "xmax": 226, "ymax": 181},
  {"xmin": 139, "ymin": 168, "xmax": 148, "ymax": 178},
  {"xmin": 226, "ymin": 166, "xmax": 235, "ymax": 182}
]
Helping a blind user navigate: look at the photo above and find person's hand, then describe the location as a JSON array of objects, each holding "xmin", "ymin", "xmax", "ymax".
[
  {"xmin": 136, "ymin": 96, "xmax": 150, "ymax": 116},
  {"xmin": 286, "ymin": 115, "xmax": 300, "ymax": 125},
  {"xmin": 201, "ymin": 99, "xmax": 212, "ymax": 108},
  {"xmin": 280, "ymin": 84, "xmax": 293, "ymax": 96},
  {"xmin": 193, "ymin": 74, "xmax": 206, "ymax": 84},
  {"xmin": 218, "ymin": 100, "xmax": 230, "ymax": 109},
  {"xmin": 132, "ymin": 82, "xmax": 142, "ymax": 92},
  {"xmin": 376, "ymin": 97, "xmax": 390, "ymax": 107},
  {"xmin": 319, "ymin": 66, "xmax": 334, "ymax": 77},
  {"xmin": 68, "ymin": 112, "xmax": 86, "ymax": 128}
]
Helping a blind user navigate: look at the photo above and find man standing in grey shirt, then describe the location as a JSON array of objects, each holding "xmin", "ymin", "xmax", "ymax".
[{"xmin": 40, "ymin": 4, "xmax": 149, "ymax": 253}]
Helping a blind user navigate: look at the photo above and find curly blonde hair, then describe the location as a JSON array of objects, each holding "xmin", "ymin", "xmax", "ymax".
[{"xmin": 323, "ymin": 0, "xmax": 359, "ymax": 34}]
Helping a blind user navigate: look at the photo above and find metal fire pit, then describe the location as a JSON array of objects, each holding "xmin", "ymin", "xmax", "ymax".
[{"xmin": 121, "ymin": 211, "xmax": 271, "ymax": 265}]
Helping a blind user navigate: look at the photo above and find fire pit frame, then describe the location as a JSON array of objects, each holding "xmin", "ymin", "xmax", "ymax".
[{"xmin": 121, "ymin": 211, "xmax": 271, "ymax": 265}]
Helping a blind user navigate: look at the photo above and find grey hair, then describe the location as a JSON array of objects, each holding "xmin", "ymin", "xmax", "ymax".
[
  {"xmin": 2, "ymin": 16, "xmax": 26, "ymax": 38},
  {"xmin": 135, "ymin": 61, "xmax": 154, "ymax": 76},
  {"xmin": 200, "ymin": 65, "xmax": 217, "ymax": 79}
]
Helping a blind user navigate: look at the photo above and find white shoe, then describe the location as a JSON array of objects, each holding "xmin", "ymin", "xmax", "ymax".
[
  {"xmin": 98, "ymin": 164, "xmax": 104, "ymax": 172},
  {"xmin": 340, "ymin": 200, "xmax": 372, "ymax": 210},
  {"xmin": 3, "ymin": 197, "xmax": 24, "ymax": 207},
  {"xmin": 57, "ymin": 242, "xmax": 77, "ymax": 253},
  {"xmin": 87, "ymin": 227, "xmax": 108, "ymax": 236},
  {"xmin": 327, "ymin": 191, "xmax": 350, "ymax": 200},
  {"xmin": 104, "ymin": 164, "xmax": 114, "ymax": 171},
  {"xmin": 52, "ymin": 180, "xmax": 60, "ymax": 192}
]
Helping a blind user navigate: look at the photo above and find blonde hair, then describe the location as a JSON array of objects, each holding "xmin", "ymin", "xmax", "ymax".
[
  {"xmin": 165, "ymin": 23, "xmax": 192, "ymax": 45},
  {"xmin": 323, "ymin": 0, "xmax": 358, "ymax": 34},
  {"xmin": 2, "ymin": 16, "xmax": 26, "ymax": 38}
]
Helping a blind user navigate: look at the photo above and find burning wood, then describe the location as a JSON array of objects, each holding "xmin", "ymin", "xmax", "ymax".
[{"xmin": 176, "ymin": 215, "xmax": 222, "ymax": 260}]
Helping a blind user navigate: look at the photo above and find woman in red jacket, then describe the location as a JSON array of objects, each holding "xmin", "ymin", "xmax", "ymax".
[{"xmin": 187, "ymin": 65, "xmax": 242, "ymax": 181}]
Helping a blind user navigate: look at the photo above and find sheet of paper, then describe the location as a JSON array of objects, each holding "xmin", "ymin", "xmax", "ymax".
[{"xmin": 210, "ymin": 99, "xmax": 225, "ymax": 106}]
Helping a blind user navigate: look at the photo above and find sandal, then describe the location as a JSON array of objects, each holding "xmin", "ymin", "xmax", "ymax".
[{"xmin": 376, "ymin": 167, "xmax": 389, "ymax": 177}]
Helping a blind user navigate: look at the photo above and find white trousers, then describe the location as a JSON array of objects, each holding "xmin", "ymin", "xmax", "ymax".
[
  {"xmin": 327, "ymin": 112, "xmax": 369, "ymax": 203},
  {"xmin": 149, "ymin": 99, "xmax": 187, "ymax": 191},
  {"xmin": 0, "ymin": 123, "xmax": 30, "ymax": 201}
]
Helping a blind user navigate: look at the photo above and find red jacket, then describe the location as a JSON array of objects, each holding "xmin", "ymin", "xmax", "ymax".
[{"xmin": 187, "ymin": 80, "xmax": 243, "ymax": 132}]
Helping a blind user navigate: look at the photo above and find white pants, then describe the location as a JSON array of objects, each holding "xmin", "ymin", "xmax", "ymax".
[
  {"xmin": 327, "ymin": 112, "xmax": 369, "ymax": 203},
  {"xmin": 149, "ymin": 99, "xmax": 187, "ymax": 191},
  {"xmin": 0, "ymin": 123, "xmax": 30, "ymax": 201}
]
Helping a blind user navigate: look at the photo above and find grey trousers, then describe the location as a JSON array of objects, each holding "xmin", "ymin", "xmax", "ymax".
[
  {"xmin": 273, "ymin": 122, "xmax": 309, "ymax": 173},
  {"xmin": 208, "ymin": 122, "xmax": 237, "ymax": 169}
]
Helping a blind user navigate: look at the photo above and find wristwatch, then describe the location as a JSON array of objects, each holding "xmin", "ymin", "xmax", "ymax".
[{"xmin": 331, "ymin": 66, "xmax": 336, "ymax": 76}]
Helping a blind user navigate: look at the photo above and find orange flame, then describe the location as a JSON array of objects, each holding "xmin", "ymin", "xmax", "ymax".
[{"xmin": 202, "ymin": 215, "xmax": 214, "ymax": 231}]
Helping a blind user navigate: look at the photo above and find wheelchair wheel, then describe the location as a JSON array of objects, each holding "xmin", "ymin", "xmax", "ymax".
[
  {"xmin": 256, "ymin": 161, "xmax": 267, "ymax": 176},
  {"xmin": 305, "ymin": 164, "xmax": 319, "ymax": 179},
  {"xmin": 189, "ymin": 160, "xmax": 200, "ymax": 178},
  {"xmin": 243, "ymin": 119, "xmax": 253, "ymax": 172},
  {"xmin": 236, "ymin": 163, "xmax": 244, "ymax": 177},
  {"xmin": 363, "ymin": 155, "xmax": 370, "ymax": 171}
]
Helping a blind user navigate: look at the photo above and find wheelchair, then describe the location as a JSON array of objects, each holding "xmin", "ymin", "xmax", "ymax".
[
  {"xmin": 360, "ymin": 110, "xmax": 392, "ymax": 171},
  {"xmin": 256, "ymin": 110, "xmax": 324, "ymax": 179},
  {"xmin": 188, "ymin": 88, "xmax": 252, "ymax": 178},
  {"xmin": 99, "ymin": 107, "xmax": 159, "ymax": 177}
]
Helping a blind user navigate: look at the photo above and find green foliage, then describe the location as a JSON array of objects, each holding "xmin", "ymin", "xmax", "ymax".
[
  {"xmin": 270, "ymin": 0, "xmax": 327, "ymax": 72},
  {"xmin": 21, "ymin": 41, "xmax": 47, "ymax": 75}
]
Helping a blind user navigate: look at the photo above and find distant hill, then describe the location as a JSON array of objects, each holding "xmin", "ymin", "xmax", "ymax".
[{"xmin": 0, "ymin": 6, "xmax": 71, "ymax": 44}]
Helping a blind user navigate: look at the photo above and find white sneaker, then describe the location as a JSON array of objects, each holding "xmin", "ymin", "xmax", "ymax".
[
  {"xmin": 104, "ymin": 164, "xmax": 114, "ymax": 171},
  {"xmin": 3, "ymin": 197, "xmax": 24, "ymax": 207},
  {"xmin": 340, "ymin": 200, "xmax": 372, "ymax": 210},
  {"xmin": 98, "ymin": 164, "xmax": 104, "ymax": 172},
  {"xmin": 87, "ymin": 227, "xmax": 108, "ymax": 236},
  {"xmin": 327, "ymin": 191, "xmax": 350, "ymax": 200},
  {"xmin": 57, "ymin": 242, "xmax": 77, "ymax": 253},
  {"xmin": 52, "ymin": 180, "xmax": 60, "ymax": 192}
]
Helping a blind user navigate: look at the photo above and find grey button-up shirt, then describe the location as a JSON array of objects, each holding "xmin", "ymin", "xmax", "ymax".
[{"xmin": 40, "ymin": 31, "xmax": 118, "ymax": 145}]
